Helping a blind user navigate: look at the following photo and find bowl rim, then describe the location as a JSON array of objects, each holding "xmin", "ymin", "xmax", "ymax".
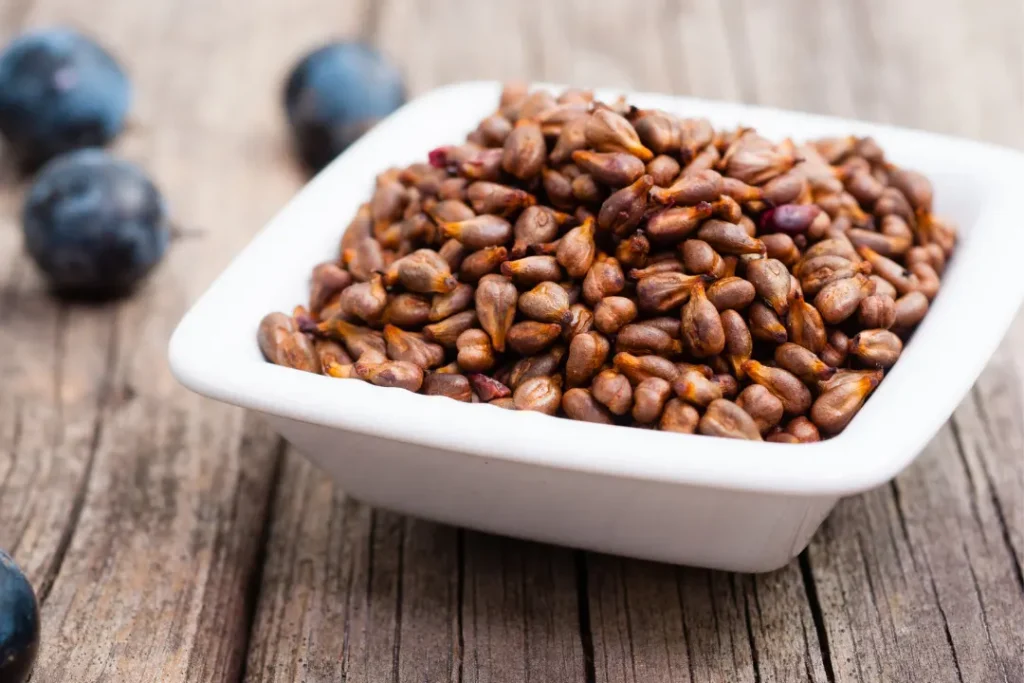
[{"xmin": 169, "ymin": 80, "xmax": 1024, "ymax": 496}]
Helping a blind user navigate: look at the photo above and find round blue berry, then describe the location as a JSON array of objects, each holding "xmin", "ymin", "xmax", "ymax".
[
  {"xmin": 284, "ymin": 42, "xmax": 405, "ymax": 171},
  {"xmin": 22, "ymin": 149, "xmax": 169, "ymax": 298},
  {"xmin": 0, "ymin": 550, "xmax": 38, "ymax": 683},
  {"xmin": 0, "ymin": 27, "xmax": 130, "ymax": 169}
]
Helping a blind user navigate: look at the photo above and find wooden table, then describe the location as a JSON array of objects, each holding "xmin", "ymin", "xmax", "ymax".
[{"xmin": 1, "ymin": 1, "xmax": 1021, "ymax": 681}]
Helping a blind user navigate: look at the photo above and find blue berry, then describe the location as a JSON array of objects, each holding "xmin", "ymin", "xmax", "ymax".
[
  {"xmin": 284, "ymin": 42, "xmax": 405, "ymax": 171},
  {"xmin": 0, "ymin": 550, "xmax": 38, "ymax": 683},
  {"xmin": 22, "ymin": 149, "xmax": 169, "ymax": 298},
  {"xmin": 0, "ymin": 27, "xmax": 130, "ymax": 169}
]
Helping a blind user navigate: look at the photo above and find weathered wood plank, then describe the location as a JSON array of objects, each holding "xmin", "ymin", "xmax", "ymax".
[{"xmin": 0, "ymin": 0, "xmax": 333, "ymax": 679}]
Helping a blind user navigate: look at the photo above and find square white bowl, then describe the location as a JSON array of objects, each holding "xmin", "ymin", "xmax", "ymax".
[{"xmin": 169, "ymin": 81, "xmax": 1024, "ymax": 572}]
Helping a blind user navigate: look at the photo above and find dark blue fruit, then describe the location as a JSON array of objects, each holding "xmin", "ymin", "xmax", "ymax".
[
  {"xmin": 0, "ymin": 27, "xmax": 130, "ymax": 169},
  {"xmin": 284, "ymin": 42, "xmax": 405, "ymax": 171},
  {"xmin": 0, "ymin": 550, "xmax": 39, "ymax": 683},
  {"xmin": 22, "ymin": 149, "xmax": 169, "ymax": 298}
]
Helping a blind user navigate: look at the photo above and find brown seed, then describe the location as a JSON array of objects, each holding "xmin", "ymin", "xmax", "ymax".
[
  {"xmin": 513, "ymin": 376, "xmax": 563, "ymax": 415},
  {"xmin": 682, "ymin": 144, "xmax": 721, "ymax": 176},
  {"xmin": 430, "ymin": 199, "xmax": 476, "ymax": 223},
  {"xmin": 745, "ymin": 258, "xmax": 791, "ymax": 316},
  {"xmin": 423, "ymin": 310, "xmax": 479, "ymax": 348},
  {"xmin": 518, "ymin": 281, "xmax": 572, "ymax": 324},
  {"xmin": 387, "ymin": 249, "xmax": 458, "ymax": 293},
  {"xmin": 762, "ymin": 170, "xmax": 808, "ymax": 206},
  {"xmin": 557, "ymin": 216, "xmax": 597, "ymax": 277},
  {"xmin": 736, "ymin": 384, "xmax": 784, "ymax": 435},
  {"xmin": 748, "ymin": 301, "xmax": 788, "ymax": 344},
  {"xmin": 874, "ymin": 187, "xmax": 915, "ymax": 227},
  {"xmin": 711, "ymin": 373, "xmax": 739, "ymax": 399},
  {"xmin": 512, "ymin": 206, "xmax": 571, "ymax": 257},
  {"xmin": 572, "ymin": 150, "xmax": 646, "ymax": 187},
  {"xmin": 814, "ymin": 274, "xmax": 875, "ymax": 325},
  {"xmin": 819, "ymin": 329, "xmax": 849, "ymax": 368},
  {"xmin": 344, "ymin": 236, "xmax": 385, "ymax": 282},
  {"xmin": 699, "ymin": 399, "xmax": 763, "ymax": 441},
  {"xmin": 582, "ymin": 255, "xmax": 626, "ymax": 305},
  {"xmin": 438, "ymin": 177, "xmax": 469, "ymax": 200},
  {"xmin": 384, "ymin": 324, "xmax": 445, "ymax": 369},
  {"xmin": 893, "ymin": 291, "xmax": 929, "ymax": 330},
  {"xmin": 507, "ymin": 321, "xmax": 563, "ymax": 355},
  {"xmin": 849, "ymin": 328, "xmax": 903, "ymax": 368},
  {"xmin": 338, "ymin": 273, "xmax": 388, "ymax": 324},
  {"xmin": 259, "ymin": 312, "xmax": 319, "ymax": 372},
  {"xmin": 633, "ymin": 110, "xmax": 682, "ymax": 155},
  {"xmin": 869, "ymin": 275, "xmax": 898, "ymax": 300},
  {"xmin": 614, "ymin": 352, "xmax": 680, "ymax": 385},
  {"xmin": 774, "ymin": 343, "xmax": 835, "ymax": 384},
  {"xmin": 636, "ymin": 272, "xmax": 710, "ymax": 313},
  {"xmin": 799, "ymin": 255, "xmax": 870, "ymax": 297},
  {"xmin": 599, "ymin": 175, "xmax": 654, "ymax": 235},
  {"xmin": 638, "ymin": 316, "xmax": 682, "ymax": 338},
  {"xmin": 594, "ymin": 296, "xmax": 638, "ymax": 334},
  {"xmin": 549, "ymin": 116, "xmax": 591, "ymax": 164},
  {"xmin": 680, "ymin": 118, "xmax": 715, "ymax": 162},
  {"xmin": 355, "ymin": 358, "xmax": 424, "ymax": 392},
  {"xmin": 566, "ymin": 331, "xmax": 611, "ymax": 387},
  {"xmin": 681, "ymin": 280, "xmax": 726, "ymax": 358},
  {"xmin": 910, "ymin": 262, "xmax": 940, "ymax": 300},
  {"xmin": 720, "ymin": 133, "xmax": 797, "ymax": 185},
  {"xmin": 649, "ymin": 169, "xmax": 723, "ymax": 206},
  {"xmin": 501, "ymin": 255, "xmax": 563, "ymax": 287},
  {"xmin": 467, "ymin": 181, "xmax": 535, "ymax": 217},
  {"xmin": 646, "ymin": 203, "xmax": 714, "ymax": 244},
  {"xmin": 646, "ymin": 154, "xmax": 682, "ymax": 187},
  {"xmin": 592, "ymin": 369, "xmax": 634, "ymax": 415},
  {"xmin": 502, "ymin": 119, "xmax": 546, "ymax": 179},
  {"xmin": 672, "ymin": 370, "xmax": 723, "ymax": 407},
  {"xmin": 340, "ymin": 204, "xmax": 373, "ymax": 256},
  {"xmin": 563, "ymin": 303, "xmax": 595, "ymax": 340},
  {"xmin": 429, "ymin": 284, "xmax": 474, "ymax": 323},
  {"xmin": 315, "ymin": 318, "xmax": 387, "ymax": 359},
  {"xmin": 632, "ymin": 377, "xmax": 672, "ymax": 423},
  {"xmin": 811, "ymin": 370, "xmax": 882, "ymax": 434},
  {"xmin": 697, "ymin": 220, "xmax": 766, "ymax": 256},
  {"xmin": 476, "ymin": 113, "xmax": 513, "ymax": 147},
  {"xmin": 314, "ymin": 338, "xmax": 351, "ymax": 374},
  {"xmin": 571, "ymin": 174, "xmax": 605, "ymax": 205},
  {"xmin": 459, "ymin": 246, "xmax": 508, "ymax": 282},
  {"xmin": 717, "ymin": 309, "xmax": 751, "ymax": 378},
  {"xmin": 423, "ymin": 372, "xmax": 473, "ymax": 402},
  {"xmin": 628, "ymin": 258, "xmax": 683, "ymax": 281},
  {"xmin": 379, "ymin": 293, "xmax": 429, "ymax": 329},
  {"xmin": 475, "ymin": 274, "xmax": 518, "ymax": 352},
  {"xmin": 858, "ymin": 294, "xmax": 896, "ymax": 330},
  {"xmin": 708, "ymin": 196, "xmax": 743, "ymax": 223},
  {"xmin": 438, "ymin": 239, "xmax": 468, "ymax": 272},
  {"xmin": 779, "ymin": 416, "xmax": 819, "ymax": 443},
  {"xmin": 887, "ymin": 167, "xmax": 933, "ymax": 212},
  {"xmin": 542, "ymin": 167, "xmax": 576, "ymax": 211},
  {"xmin": 585, "ymin": 108, "xmax": 653, "ymax": 161},
  {"xmin": 457, "ymin": 147, "xmax": 504, "ymax": 182},
  {"xmin": 761, "ymin": 233, "xmax": 801, "ymax": 267},
  {"xmin": 437, "ymin": 214, "xmax": 512, "ymax": 249},
  {"xmin": 681, "ymin": 239, "xmax": 728, "ymax": 278},
  {"xmin": 309, "ymin": 262, "xmax": 353, "ymax": 316},
  {"xmin": 706, "ymin": 276, "xmax": 756, "ymax": 311},
  {"xmin": 468, "ymin": 373, "xmax": 512, "ymax": 401},
  {"xmin": 785, "ymin": 293, "xmax": 826, "ymax": 354},
  {"xmin": 562, "ymin": 387, "xmax": 615, "ymax": 424},
  {"xmin": 742, "ymin": 360, "xmax": 811, "ymax": 415},
  {"xmin": 455, "ymin": 329, "xmax": 496, "ymax": 372},
  {"xmin": 800, "ymin": 237, "xmax": 859, "ymax": 264},
  {"xmin": 660, "ymin": 399, "xmax": 700, "ymax": 433},
  {"xmin": 719, "ymin": 176, "xmax": 764, "ymax": 204},
  {"xmin": 613, "ymin": 324, "xmax": 679, "ymax": 356},
  {"xmin": 504, "ymin": 346, "xmax": 565, "ymax": 391}
]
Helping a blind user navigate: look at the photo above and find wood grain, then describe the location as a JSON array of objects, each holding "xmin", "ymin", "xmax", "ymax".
[{"xmin": 0, "ymin": 1, "xmax": 1022, "ymax": 682}]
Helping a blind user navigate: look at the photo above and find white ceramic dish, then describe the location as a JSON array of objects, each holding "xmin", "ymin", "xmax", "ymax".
[{"xmin": 169, "ymin": 81, "xmax": 1024, "ymax": 572}]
